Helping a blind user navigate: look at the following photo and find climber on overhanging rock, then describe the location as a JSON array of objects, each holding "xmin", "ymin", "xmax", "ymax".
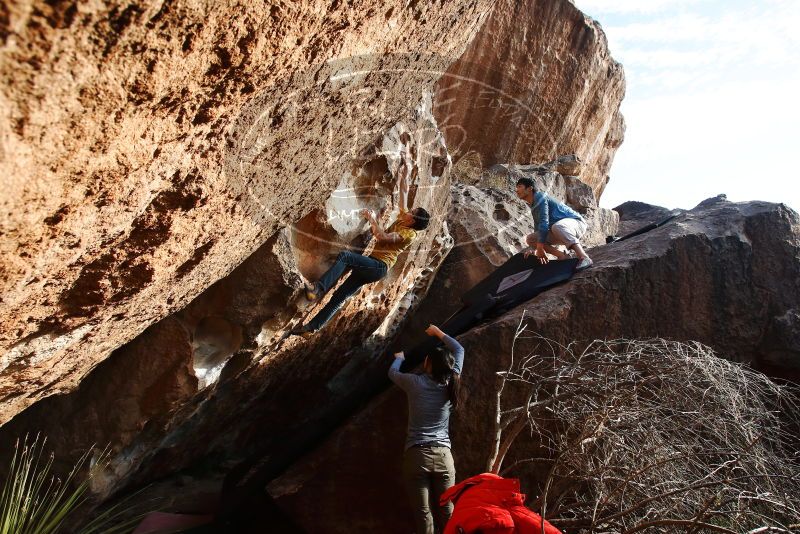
[
  {"xmin": 390, "ymin": 324, "xmax": 465, "ymax": 534},
  {"xmin": 515, "ymin": 176, "xmax": 593, "ymax": 271},
  {"xmin": 288, "ymin": 169, "xmax": 430, "ymax": 336}
]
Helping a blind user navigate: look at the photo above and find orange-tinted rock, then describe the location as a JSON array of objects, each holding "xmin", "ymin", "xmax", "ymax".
[
  {"xmin": 0, "ymin": 316, "xmax": 196, "ymax": 477},
  {"xmin": 434, "ymin": 0, "xmax": 625, "ymax": 197},
  {"xmin": 0, "ymin": 0, "xmax": 494, "ymax": 423}
]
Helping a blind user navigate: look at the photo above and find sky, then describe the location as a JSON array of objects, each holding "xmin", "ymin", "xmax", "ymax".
[{"xmin": 573, "ymin": 0, "xmax": 800, "ymax": 212}]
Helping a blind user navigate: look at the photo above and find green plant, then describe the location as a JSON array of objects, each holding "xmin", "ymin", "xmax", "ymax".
[{"xmin": 0, "ymin": 435, "xmax": 141, "ymax": 534}]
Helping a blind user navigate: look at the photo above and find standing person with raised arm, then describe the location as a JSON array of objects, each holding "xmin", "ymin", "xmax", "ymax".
[
  {"xmin": 390, "ymin": 324, "xmax": 465, "ymax": 534},
  {"xmin": 515, "ymin": 176, "xmax": 593, "ymax": 270},
  {"xmin": 289, "ymin": 166, "xmax": 430, "ymax": 336}
]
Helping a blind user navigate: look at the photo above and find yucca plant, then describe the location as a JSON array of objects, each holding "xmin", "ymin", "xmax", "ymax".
[{"xmin": 0, "ymin": 435, "xmax": 142, "ymax": 534}]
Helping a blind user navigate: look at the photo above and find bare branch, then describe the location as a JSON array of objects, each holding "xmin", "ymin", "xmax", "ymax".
[
  {"xmin": 487, "ymin": 334, "xmax": 800, "ymax": 532},
  {"xmin": 622, "ymin": 519, "xmax": 738, "ymax": 534}
]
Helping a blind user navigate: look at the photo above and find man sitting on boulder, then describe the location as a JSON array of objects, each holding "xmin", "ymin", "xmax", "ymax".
[
  {"xmin": 515, "ymin": 176, "xmax": 593, "ymax": 270},
  {"xmin": 290, "ymin": 171, "xmax": 430, "ymax": 336}
]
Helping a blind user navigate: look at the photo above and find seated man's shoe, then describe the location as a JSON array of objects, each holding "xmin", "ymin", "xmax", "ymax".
[{"xmin": 576, "ymin": 257, "xmax": 593, "ymax": 271}]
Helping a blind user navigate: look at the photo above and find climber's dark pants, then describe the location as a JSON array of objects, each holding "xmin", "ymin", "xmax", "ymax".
[{"xmin": 306, "ymin": 251, "xmax": 388, "ymax": 331}]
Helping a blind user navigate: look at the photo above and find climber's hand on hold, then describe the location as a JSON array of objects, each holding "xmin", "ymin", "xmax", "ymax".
[{"xmin": 425, "ymin": 324, "xmax": 444, "ymax": 339}]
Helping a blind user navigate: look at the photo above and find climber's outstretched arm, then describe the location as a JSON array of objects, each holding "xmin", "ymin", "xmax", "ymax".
[
  {"xmin": 362, "ymin": 209, "xmax": 402, "ymax": 244},
  {"xmin": 397, "ymin": 161, "xmax": 410, "ymax": 213}
]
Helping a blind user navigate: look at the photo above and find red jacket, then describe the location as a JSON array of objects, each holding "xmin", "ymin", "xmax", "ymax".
[{"xmin": 439, "ymin": 473, "xmax": 562, "ymax": 534}]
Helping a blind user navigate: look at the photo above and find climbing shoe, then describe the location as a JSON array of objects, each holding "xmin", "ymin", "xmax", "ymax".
[
  {"xmin": 576, "ymin": 257, "xmax": 594, "ymax": 271},
  {"xmin": 305, "ymin": 282, "xmax": 321, "ymax": 302}
]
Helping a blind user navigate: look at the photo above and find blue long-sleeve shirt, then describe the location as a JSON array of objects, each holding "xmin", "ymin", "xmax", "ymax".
[
  {"xmin": 388, "ymin": 334, "xmax": 465, "ymax": 450},
  {"xmin": 530, "ymin": 191, "xmax": 584, "ymax": 244}
]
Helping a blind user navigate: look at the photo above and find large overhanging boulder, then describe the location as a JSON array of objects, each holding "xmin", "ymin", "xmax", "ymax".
[
  {"xmin": 0, "ymin": 0, "xmax": 495, "ymax": 423},
  {"xmin": 0, "ymin": 88, "xmax": 458, "ymax": 498},
  {"xmin": 434, "ymin": 0, "xmax": 626, "ymax": 197},
  {"xmin": 0, "ymin": 0, "xmax": 630, "ymax": 525}
]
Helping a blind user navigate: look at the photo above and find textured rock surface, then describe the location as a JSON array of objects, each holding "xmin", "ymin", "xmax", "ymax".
[
  {"xmin": 434, "ymin": 0, "xmax": 626, "ymax": 197},
  {"xmin": 0, "ymin": 0, "xmax": 493, "ymax": 423},
  {"xmin": 500, "ymin": 196, "xmax": 800, "ymax": 368},
  {"xmin": 0, "ymin": 87, "xmax": 458, "ymax": 500},
  {"xmin": 266, "ymin": 387, "xmax": 409, "ymax": 533},
  {"xmin": 614, "ymin": 200, "xmax": 679, "ymax": 237},
  {"xmin": 0, "ymin": 0, "xmax": 634, "ymax": 527},
  {"xmin": 0, "ymin": 316, "xmax": 197, "ymax": 478},
  {"xmin": 268, "ymin": 196, "xmax": 800, "ymax": 532}
]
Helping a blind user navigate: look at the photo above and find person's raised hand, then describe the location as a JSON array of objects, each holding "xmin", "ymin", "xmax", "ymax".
[
  {"xmin": 394, "ymin": 351, "xmax": 405, "ymax": 360},
  {"xmin": 360, "ymin": 209, "xmax": 373, "ymax": 220},
  {"xmin": 425, "ymin": 324, "xmax": 443, "ymax": 338}
]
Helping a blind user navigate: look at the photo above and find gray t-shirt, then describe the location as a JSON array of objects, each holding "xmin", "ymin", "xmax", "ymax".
[{"xmin": 388, "ymin": 334, "xmax": 465, "ymax": 450}]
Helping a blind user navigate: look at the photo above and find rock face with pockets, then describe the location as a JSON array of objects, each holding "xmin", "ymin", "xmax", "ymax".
[
  {"xmin": 434, "ymin": 0, "xmax": 626, "ymax": 197},
  {"xmin": 0, "ymin": 0, "xmax": 629, "ymax": 526},
  {"xmin": 0, "ymin": 0, "xmax": 494, "ymax": 423}
]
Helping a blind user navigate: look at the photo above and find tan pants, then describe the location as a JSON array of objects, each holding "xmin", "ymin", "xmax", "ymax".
[{"xmin": 403, "ymin": 446, "xmax": 455, "ymax": 534}]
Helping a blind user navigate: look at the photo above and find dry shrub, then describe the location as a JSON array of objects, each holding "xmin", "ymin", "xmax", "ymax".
[{"xmin": 489, "ymin": 321, "xmax": 800, "ymax": 533}]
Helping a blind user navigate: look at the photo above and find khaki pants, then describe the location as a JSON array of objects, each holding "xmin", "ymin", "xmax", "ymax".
[{"xmin": 402, "ymin": 446, "xmax": 455, "ymax": 534}]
